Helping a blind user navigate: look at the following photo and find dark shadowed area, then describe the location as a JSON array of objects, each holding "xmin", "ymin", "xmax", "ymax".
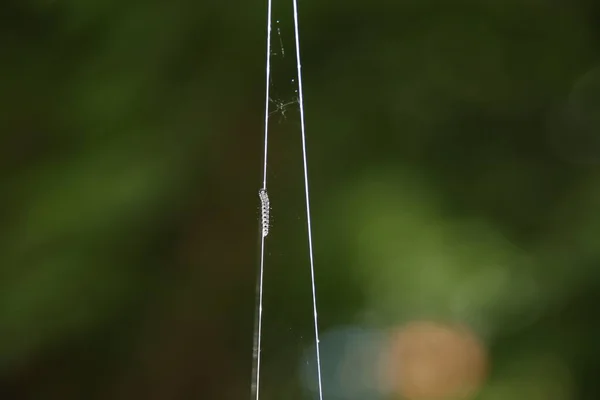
[{"xmin": 2, "ymin": 1, "xmax": 600, "ymax": 399}]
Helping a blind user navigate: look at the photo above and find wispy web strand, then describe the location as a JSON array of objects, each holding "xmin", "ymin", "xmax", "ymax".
[
  {"xmin": 292, "ymin": 0, "xmax": 325, "ymax": 399},
  {"xmin": 252, "ymin": 0, "xmax": 324, "ymax": 399},
  {"xmin": 251, "ymin": 0, "xmax": 272, "ymax": 397}
]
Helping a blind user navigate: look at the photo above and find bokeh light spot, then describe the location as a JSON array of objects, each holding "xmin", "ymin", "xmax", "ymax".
[{"xmin": 382, "ymin": 321, "xmax": 488, "ymax": 400}]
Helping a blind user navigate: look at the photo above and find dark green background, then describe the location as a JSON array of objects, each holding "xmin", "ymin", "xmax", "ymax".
[{"xmin": 2, "ymin": 0, "xmax": 600, "ymax": 399}]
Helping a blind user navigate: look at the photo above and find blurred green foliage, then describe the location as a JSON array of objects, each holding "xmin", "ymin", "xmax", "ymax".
[{"xmin": 2, "ymin": 0, "xmax": 600, "ymax": 399}]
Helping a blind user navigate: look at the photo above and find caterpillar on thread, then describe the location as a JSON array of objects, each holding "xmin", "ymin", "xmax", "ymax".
[{"xmin": 259, "ymin": 188, "xmax": 270, "ymax": 237}]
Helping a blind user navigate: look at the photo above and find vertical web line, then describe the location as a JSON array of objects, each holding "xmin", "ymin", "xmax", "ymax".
[
  {"xmin": 251, "ymin": 0, "xmax": 272, "ymax": 398},
  {"xmin": 253, "ymin": 1, "xmax": 323, "ymax": 399},
  {"xmin": 261, "ymin": 1, "xmax": 272, "ymax": 189},
  {"xmin": 292, "ymin": 0, "xmax": 325, "ymax": 399}
]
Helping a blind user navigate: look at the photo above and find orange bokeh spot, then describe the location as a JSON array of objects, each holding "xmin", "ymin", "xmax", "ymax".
[{"xmin": 382, "ymin": 321, "xmax": 488, "ymax": 400}]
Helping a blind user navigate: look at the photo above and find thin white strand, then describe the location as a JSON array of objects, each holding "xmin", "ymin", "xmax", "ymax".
[
  {"xmin": 292, "ymin": 1, "xmax": 324, "ymax": 399},
  {"xmin": 252, "ymin": 0, "xmax": 272, "ymax": 398},
  {"xmin": 262, "ymin": 3, "xmax": 272, "ymax": 188}
]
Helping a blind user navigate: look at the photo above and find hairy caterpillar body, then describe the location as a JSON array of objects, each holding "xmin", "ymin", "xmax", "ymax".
[{"xmin": 259, "ymin": 188, "xmax": 270, "ymax": 237}]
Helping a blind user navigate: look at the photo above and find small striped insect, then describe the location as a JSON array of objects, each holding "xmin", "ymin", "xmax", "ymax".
[{"xmin": 259, "ymin": 188, "xmax": 270, "ymax": 237}]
